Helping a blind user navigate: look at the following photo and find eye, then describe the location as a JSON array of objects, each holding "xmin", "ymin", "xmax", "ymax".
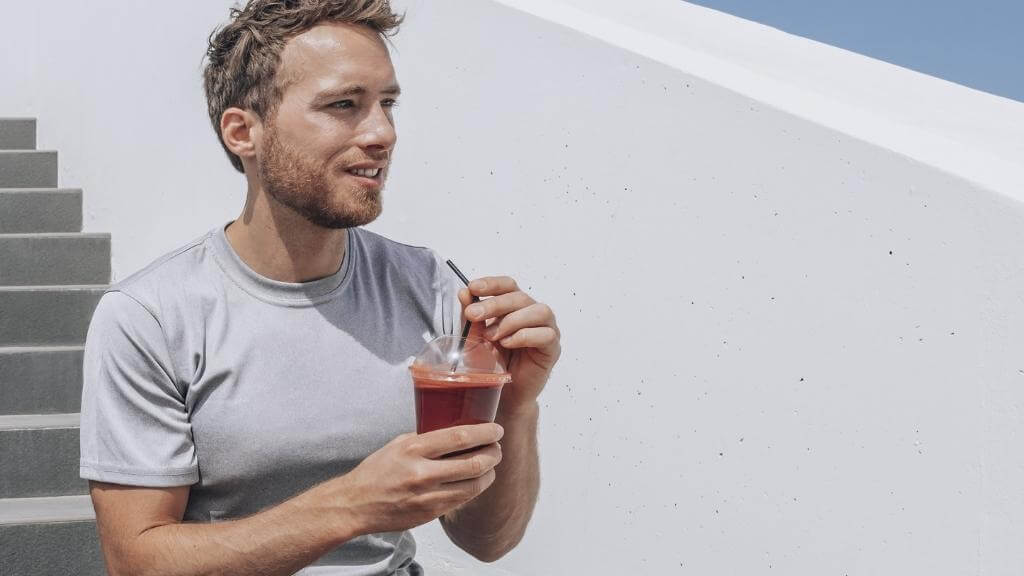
[
  {"xmin": 328, "ymin": 100, "xmax": 355, "ymax": 109},
  {"xmin": 382, "ymin": 98, "xmax": 399, "ymax": 109}
]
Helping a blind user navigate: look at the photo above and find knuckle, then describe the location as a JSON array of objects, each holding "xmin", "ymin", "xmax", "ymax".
[
  {"xmin": 535, "ymin": 302, "xmax": 554, "ymax": 319},
  {"xmin": 478, "ymin": 469, "xmax": 497, "ymax": 491},
  {"xmin": 449, "ymin": 427, "xmax": 470, "ymax": 447},
  {"xmin": 408, "ymin": 464, "xmax": 431, "ymax": 489},
  {"xmin": 468, "ymin": 456, "xmax": 485, "ymax": 477},
  {"xmin": 402, "ymin": 437, "xmax": 424, "ymax": 456}
]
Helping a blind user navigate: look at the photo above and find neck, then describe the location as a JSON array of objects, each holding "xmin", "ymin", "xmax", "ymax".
[{"xmin": 225, "ymin": 188, "xmax": 347, "ymax": 284}]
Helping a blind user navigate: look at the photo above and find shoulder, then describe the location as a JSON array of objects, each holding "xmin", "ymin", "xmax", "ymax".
[
  {"xmin": 106, "ymin": 229, "xmax": 219, "ymax": 320},
  {"xmin": 350, "ymin": 227, "xmax": 441, "ymax": 285}
]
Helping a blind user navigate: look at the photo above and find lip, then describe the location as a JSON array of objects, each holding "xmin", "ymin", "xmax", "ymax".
[
  {"xmin": 345, "ymin": 162, "xmax": 387, "ymax": 170},
  {"xmin": 343, "ymin": 166, "xmax": 384, "ymax": 189}
]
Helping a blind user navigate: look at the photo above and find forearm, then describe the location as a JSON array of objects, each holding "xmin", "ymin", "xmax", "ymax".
[
  {"xmin": 441, "ymin": 401, "xmax": 540, "ymax": 562},
  {"xmin": 108, "ymin": 482, "xmax": 359, "ymax": 576}
]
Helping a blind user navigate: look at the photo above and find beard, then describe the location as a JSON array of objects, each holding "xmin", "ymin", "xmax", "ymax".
[{"xmin": 257, "ymin": 122, "xmax": 384, "ymax": 229}]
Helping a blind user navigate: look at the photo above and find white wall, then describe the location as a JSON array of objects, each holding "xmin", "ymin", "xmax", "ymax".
[
  {"xmin": 4, "ymin": 0, "xmax": 1024, "ymax": 574},
  {"xmin": 1, "ymin": 1, "xmax": 243, "ymax": 278}
]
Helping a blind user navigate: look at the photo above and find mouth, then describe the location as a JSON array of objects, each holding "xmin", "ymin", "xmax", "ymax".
[
  {"xmin": 346, "ymin": 167, "xmax": 382, "ymax": 178},
  {"xmin": 344, "ymin": 166, "xmax": 385, "ymax": 187}
]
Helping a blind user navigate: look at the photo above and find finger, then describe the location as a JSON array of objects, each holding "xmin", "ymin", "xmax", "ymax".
[
  {"xmin": 426, "ymin": 469, "xmax": 497, "ymax": 509},
  {"xmin": 458, "ymin": 287, "xmax": 473, "ymax": 309},
  {"xmin": 481, "ymin": 302, "xmax": 557, "ymax": 342},
  {"xmin": 431, "ymin": 443, "xmax": 503, "ymax": 483},
  {"xmin": 468, "ymin": 276, "xmax": 519, "ymax": 298},
  {"xmin": 417, "ymin": 423, "xmax": 504, "ymax": 459},
  {"xmin": 497, "ymin": 327, "xmax": 561, "ymax": 355},
  {"xmin": 464, "ymin": 291, "xmax": 535, "ymax": 323}
]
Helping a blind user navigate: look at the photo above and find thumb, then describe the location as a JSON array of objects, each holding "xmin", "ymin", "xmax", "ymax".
[{"xmin": 456, "ymin": 287, "xmax": 488, "ymax": 342}]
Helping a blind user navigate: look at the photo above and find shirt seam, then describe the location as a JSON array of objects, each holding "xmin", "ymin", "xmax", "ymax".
[
  {"xmin": 102, "ymin": 289, "xmax": 183, "ymax": 397},
  {"xmin": 80, "ymin": 461, "xmax": 198, "ymax": 477},
  {"xmin": 208, "ymin": 228, "xmax": 354, "ymax": 308}
]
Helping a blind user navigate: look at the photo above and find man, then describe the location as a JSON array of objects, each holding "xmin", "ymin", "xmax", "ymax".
[{"xmin": 78, "ymin": 1, "xmax": 561, "ymax": 574}]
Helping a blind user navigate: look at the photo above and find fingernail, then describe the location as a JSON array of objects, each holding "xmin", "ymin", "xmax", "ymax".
[
  {"xmin": 471, "ymin": 279, "xmax": 487, "ymax": 291},
  {"xmin": 467, "ymin": 304, "xmax": 483, "ymax": 318}
]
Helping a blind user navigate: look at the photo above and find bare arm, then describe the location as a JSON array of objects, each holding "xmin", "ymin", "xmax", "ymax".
[
  {"xmin": 91, "ymin": 480, "xmax": 357, "ymax": 576},
  {"xmin": 441, "ymin": 276, "xmax": 560, "ymax": 562},
  {"xmin": 91, "ymin": 424, "xmax": 505, "ymax": 576},
  {"xmin": 440, "ymin": 401, "xmax": 540, "ymax": 562}
]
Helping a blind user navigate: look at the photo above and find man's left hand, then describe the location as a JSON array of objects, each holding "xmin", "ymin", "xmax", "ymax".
[{"xmin": 459, "ymin": 276, "xmax": 561, "ymax": 415}]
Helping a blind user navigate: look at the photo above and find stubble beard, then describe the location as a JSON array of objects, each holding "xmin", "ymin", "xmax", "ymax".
[{"xmin": 257, "ymin": 122, "xmax": 384, "ymax": 229}]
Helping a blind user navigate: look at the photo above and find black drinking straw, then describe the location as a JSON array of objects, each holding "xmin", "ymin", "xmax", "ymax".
[{"xmin": 445, "ymin": 260, "xmax": 478, "ymax": 372}]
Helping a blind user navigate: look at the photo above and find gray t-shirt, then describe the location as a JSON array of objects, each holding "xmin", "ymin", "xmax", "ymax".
[{"xmin": 79, "ymin": 223, "xmax": 464, "ymax": 575}]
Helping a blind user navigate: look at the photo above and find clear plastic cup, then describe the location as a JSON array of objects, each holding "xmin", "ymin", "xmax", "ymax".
[{"xmin": 409, "ymin": 335, "xmax": 512, "ymax": 434}]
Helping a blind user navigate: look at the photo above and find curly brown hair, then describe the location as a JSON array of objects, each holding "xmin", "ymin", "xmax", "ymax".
[{"xmin": 203, "ymin": 0, "xmax": 404, "ymax": 173}]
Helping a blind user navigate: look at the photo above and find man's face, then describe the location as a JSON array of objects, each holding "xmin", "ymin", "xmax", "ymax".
[{"xmin": 257, "ymin": 22, "xmax": 399, "ymax": 229}]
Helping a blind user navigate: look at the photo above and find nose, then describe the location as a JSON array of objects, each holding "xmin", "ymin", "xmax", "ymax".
[{"xmin": 354, "ymin": 101, "xmax": 397, "ymax": 153}]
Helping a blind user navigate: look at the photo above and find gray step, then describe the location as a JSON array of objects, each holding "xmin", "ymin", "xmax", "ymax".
[
  {"xmin": 0, "ymin": 496, "xmax": 104, "ymax": 576},
  {"xmin": 0, "ymin": 118, "xmax": 36, "ymax": 150},
  {"xmin": 0, "ymin": 347, "xmax": 84, "ymax": 415},
  {"xmin": 0, "ymin": 151, "xmax": 57, "ymax": 188},
  {"xmin": 0, "ymin": 414, "xmax": 85, "ymax": 498},
  {"xmin": 0, "ymin": 286, "xmax": 106, "ymax": 347},
  {"xmin": 0, "ymin": 189, "xmax": 82, "ymax": 233},
  {"xmin": 0, "ymin": 234, "xmax": 111, "ymax": 286}
]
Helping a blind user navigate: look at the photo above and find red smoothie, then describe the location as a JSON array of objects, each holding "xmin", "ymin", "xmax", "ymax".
[{"xmin": 412, "ymin": 370, "xmax": 507, "ymax": 434}]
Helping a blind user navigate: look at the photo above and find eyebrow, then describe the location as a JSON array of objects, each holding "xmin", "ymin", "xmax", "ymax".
[{"xmin": 318, "ymin": 84, "xmax": 402, "ymax": 100}]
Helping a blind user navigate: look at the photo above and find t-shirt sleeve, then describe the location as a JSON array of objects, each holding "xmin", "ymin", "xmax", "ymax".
[
  {"xmin": 430, "ymin": 250, "xmax": 467, "ymax": 338},
  {"xmin": 79, "ymin": 290, "xmax": 199, "ymax": 486}
]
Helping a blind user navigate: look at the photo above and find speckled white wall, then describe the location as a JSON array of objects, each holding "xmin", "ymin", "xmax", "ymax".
[
  {"xmin": 382, "ymin": 1, "xmax": 1024, "ymax": 573},
  {"xmin": 3, "ymin": 0, "xmax": 1023, "ymax": 573}
]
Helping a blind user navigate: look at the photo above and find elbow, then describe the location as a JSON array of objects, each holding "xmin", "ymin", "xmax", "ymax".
[
  {"xmin": 99, "ymin": 525, "xmax": 170, "ymax": 576},
  {"xmin": 101, "ymin": 553, "xmax": 136, "ymax": 576},
  {"xmin": 462, "ymin": 528, "xmax": 527, "ymax": 563},
  {"xmin": 102, "ymin": 550, "xmax": 150, "ymax": 576},
  {"xmin": 469, "ymin": 545, "xmax": 512, "ymax": 564}
]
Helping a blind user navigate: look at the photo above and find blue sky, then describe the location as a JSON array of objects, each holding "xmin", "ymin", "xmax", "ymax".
[{"xmin": 685, "ymin": 0, "xmax": 1024, "ymax": 103}]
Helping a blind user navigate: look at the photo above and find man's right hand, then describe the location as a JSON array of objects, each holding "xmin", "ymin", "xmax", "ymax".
[{"xmin": 328, "ymin": 423, "xmax": 505, "ymax": 535}]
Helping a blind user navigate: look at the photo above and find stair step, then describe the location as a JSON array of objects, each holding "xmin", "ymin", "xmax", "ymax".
[
  {"xmin": 0, "ymin": 346, "xmax": 84, "ymax": 415},
  {"xmin": 0, "ymin": 496, "xmax": 103, "ymax": 576},
  {"xmin": 0, "ymin": 414, "xmax": 85, "ymax": 498},
  {"xmin": 0, "ymin": 118, "xmax": 36, "ymax": 150},
  {"xmin": 0, "ymin": 150, "xmax": 57, "ymax": 188},
  {"xmin": 0, "ymin": 413, "xmax": 81, "ymax": 430},
  {"xmin": 0, "ymin": 286, "xmax": 106, "ymax": 347},
  {"xmin": 0, "ymin": 189, "xmax": 82, "ymax": 233},
  {"xmin": 0, "ymin": 233, "xmax": 111, "ymax": 286},
  {"xmin": 0, "ymin": 494, "xmax": 94, "ymax": 525}
]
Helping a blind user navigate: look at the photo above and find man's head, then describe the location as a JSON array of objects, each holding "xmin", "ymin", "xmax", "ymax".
[{"xmin": 204, "ymin": 0, "xmax": 403, "ymax": 228}]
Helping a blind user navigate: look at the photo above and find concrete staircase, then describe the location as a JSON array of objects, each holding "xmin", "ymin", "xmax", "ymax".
[{"xmin": 0, "ymin": 118, "xmax": 108, "ymax": 574}]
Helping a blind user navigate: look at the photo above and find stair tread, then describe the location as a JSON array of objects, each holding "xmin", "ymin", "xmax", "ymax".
[
  {"xmin": 0, "ymin": 149, "xmax": 57, "ymax": 154},
  {"xmin": 0, "ymin": 285, "xmax": 108, "ymax": 292},
  {"xmin": 0, "ymin": 233, "xmax": 109, "ymax": 239},
  {"xmin": 0, "ymin": 495, "xmax": 94, "ymax": 525},
  {"xmin": 0, "ymin": 345, "xmax": 85, "ymax": 354},
  {"xmin": 0, "ymin": 188, "xmax": 79, "ymax": 193},
  {"xmin": 0, "ymin": 413, "xmax": 80, "ymax": 431}
]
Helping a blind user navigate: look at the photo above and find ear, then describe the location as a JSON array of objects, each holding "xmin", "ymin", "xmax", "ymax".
[{"xmin": 220, "ymin": 107, "xmax": 262, "ymax": 164}]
